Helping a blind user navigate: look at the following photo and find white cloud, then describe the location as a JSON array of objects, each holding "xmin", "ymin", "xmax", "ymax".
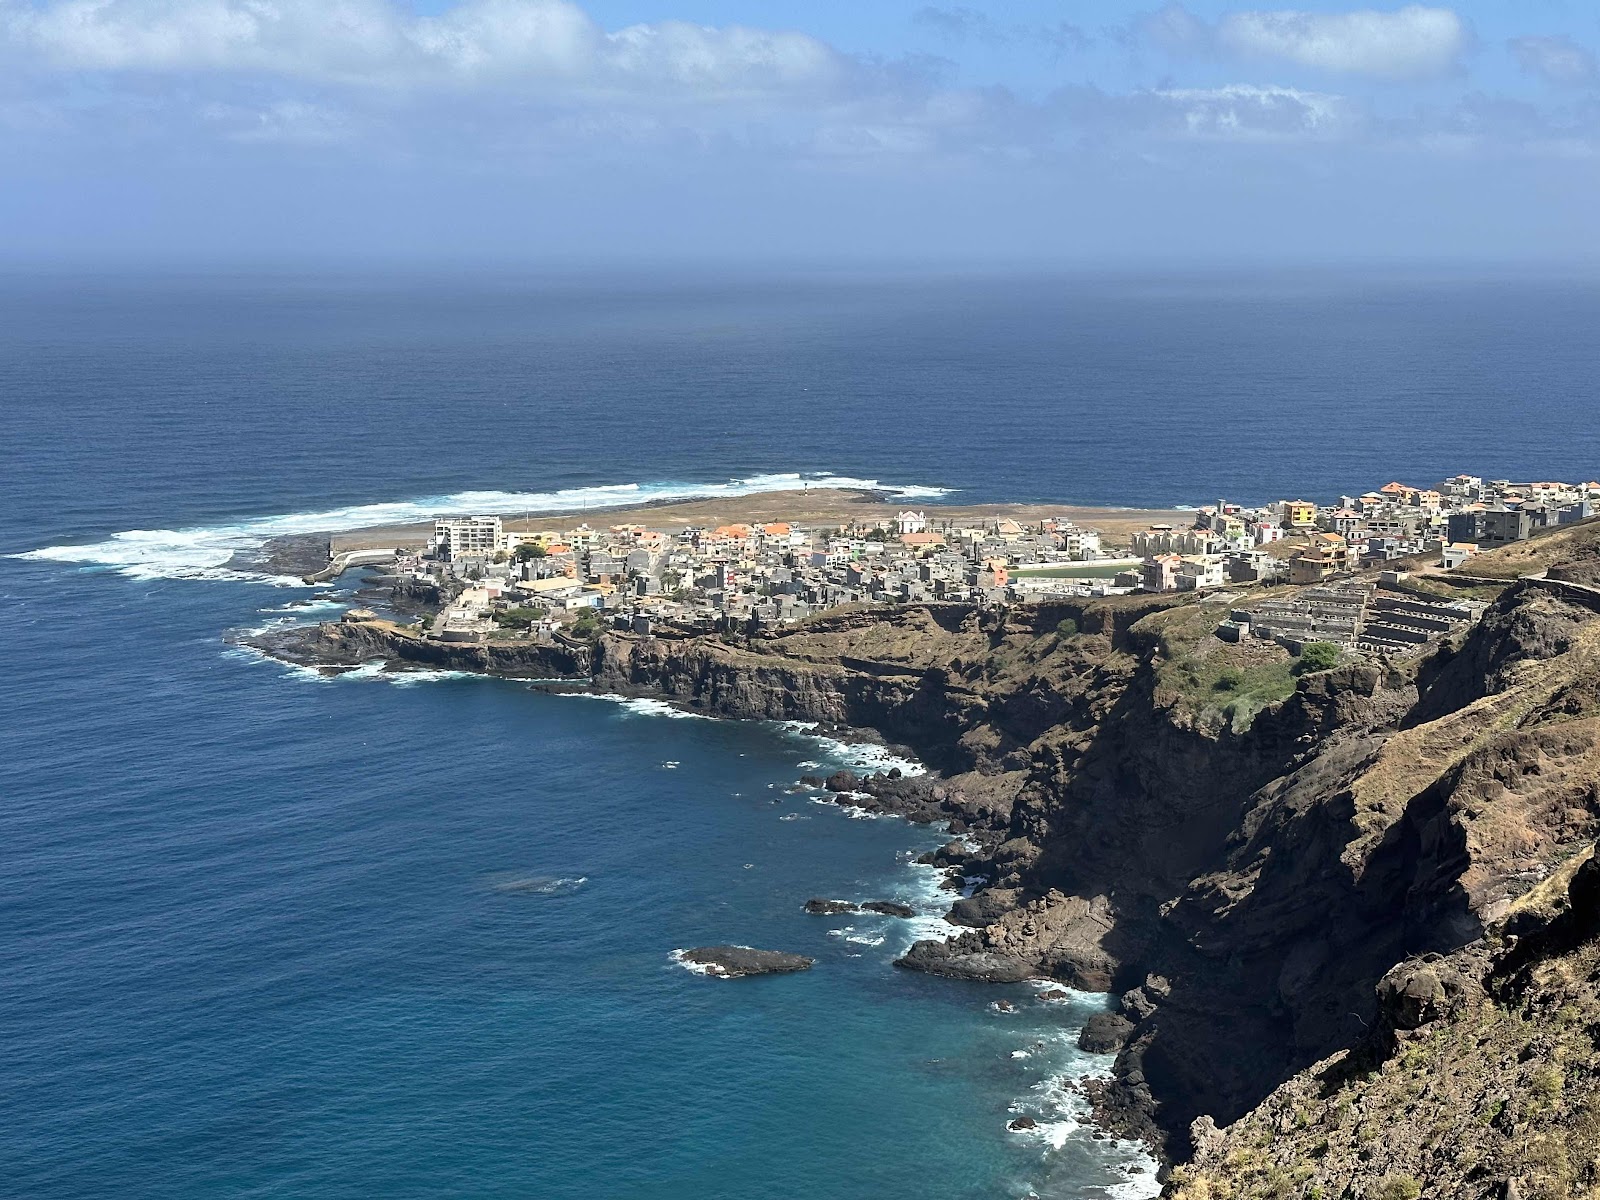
[
  {"xmin": 1157, "ymin": 83, "xmax": 1354, "ymax": 140},
  {"xmin": 1218, "ymin": 6, "xmax": 1465, "ymax": 78},
  {"xmin": 0, "ymin": 0, "xmax": 845, "ymax": 96},
  {"xmin": 1139, "ymin": 5, "xmax": 1466, "ymax": 79},
  {"xmin": 1508, "ymin": 36, "xmax": 1598, "ymax": 89},
  {"xmin": 0, "ymin": 0, "xmax": 1592, "ymax": 171},
  {"xmin": 1049, "ymin": 82, "xmax": 1357, "ymax": 145}
]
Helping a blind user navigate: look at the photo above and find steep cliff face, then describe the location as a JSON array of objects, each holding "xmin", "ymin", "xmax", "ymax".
[{"xmin": 584, "ymin": 576, "xmax": 1600, "ymax": 1174}]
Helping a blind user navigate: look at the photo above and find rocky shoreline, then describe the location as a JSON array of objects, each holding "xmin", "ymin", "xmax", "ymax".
[{"xmin": 241, "ymin": 531, "xmax": 1600, "ymax": 1196}]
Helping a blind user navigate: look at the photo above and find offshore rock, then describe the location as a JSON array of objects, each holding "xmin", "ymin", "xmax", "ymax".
[
  {"xmin": 677, "ymin": 946, "xmax": 814, "ymax": 978},
  {"xmin": 806, "ymin": 896, "xmax": 857, "ymax": 915},
  {"xmin": 860, "ymin": 901, "xmax": 916, "ymax": 918}
]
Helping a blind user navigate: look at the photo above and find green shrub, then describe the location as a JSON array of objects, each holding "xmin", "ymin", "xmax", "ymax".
[
  {"xmin": 494, "ymin": 605, "xmax": 547, "ymax": 630},
  {"xmin": 1213, "ymin": 667, "xmax": 1244, "ymax": 692},
  {"xmin": 1295, "ymin": 642, "xmax": 1341, "ymax": 674},
  {"xmin": 1531, "ymin": 1063, "xmax": 1564, "ymax": 1101},
  {"xmin": 1056, "ymin": 618, "xmax": 1079, "ymax": 637},
  {"xmin": 1374, "ymin": 1174, "xmax": 1421, "ymax": 1200}
]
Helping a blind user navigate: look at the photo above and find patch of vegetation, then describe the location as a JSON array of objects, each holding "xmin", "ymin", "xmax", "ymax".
[
  {"xmin": 1373, "ymin": 1174, "xmax": 1421, "ymax": 1200},
  {"xmin": 1143, "ymin": 603, "xmax": 1299, "ymax": 732},
  {"xmin": 569, "ymin": 610, "xmax": 602, "ymax": 639},
  {"xmin": 513, "ymin": 543, "xmax": 547, "ymax": 561},
  {"xmin": 1056, "ymin": 617, "xmax": 1079, "ymax": 638},
  {"xmin": 1295, "ymin": 641, "xmax": 1342, "ymax": 674},
  {"xmin": 1167, "ymin": 654, "xmax": 1297, "ymax": 732},
  {"xmin": 494, "ymin": 605, "xmax": 547, "ymax": 630}
]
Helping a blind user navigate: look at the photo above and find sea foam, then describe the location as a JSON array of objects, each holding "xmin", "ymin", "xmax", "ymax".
[
  {"xmin": 12, "ymin": 472, "xmax": 951, "ymax": 584},
  {"xmin": 781, "ymin": 722, "xmax": 926, "ymax": 778}
]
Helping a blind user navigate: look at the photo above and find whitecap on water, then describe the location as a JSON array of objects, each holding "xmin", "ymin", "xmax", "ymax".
[
  {"xmin": 781, "ymin": 721, "xmax": 926, "ymax": 778},
  {"xmin": 385, "ymin": 668, "xmax": 480, "ymax": 686},
  {"xmin": 11, "ymin": 472, "xmax": 951, "ymax": 584},
  {"xmin": 490, "ymin": 875, "xmax": 588, "ymax": 897},
  {"xmin": 559, "ymin": 693, "xmax": 710, "ymax": 720},
  {"xmin": 667, "ymin": 949, "xmax": 719, "ymax": 977}
]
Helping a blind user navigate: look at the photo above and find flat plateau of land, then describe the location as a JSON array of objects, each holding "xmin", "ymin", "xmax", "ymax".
[{"xmin": 329, "ymin": 489, "xmax": 1186, "ymax": 553}]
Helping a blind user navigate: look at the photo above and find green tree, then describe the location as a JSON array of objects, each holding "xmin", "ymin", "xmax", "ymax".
[
  {"xmin": 1056, "ymin": 617, "xmax": 1079, "ymax": 638},
  {"xmin": 1296, "ymin": 642, "xmax": 1341, "ymax": 674},
  {"xmin": 513, "ymin": 542, "xmax": 547, "ymax": 561},
  {"xmin": 494, "ymin": 606, "xmax": 547, "ymax": 630}
]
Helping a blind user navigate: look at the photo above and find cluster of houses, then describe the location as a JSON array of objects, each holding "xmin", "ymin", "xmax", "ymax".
[
  {"xmin": 404, "ymin": 510, "xmax": 1109, "ymax": 641},
  {"xmin": 386, "ymin": 473, "xmax": 1595, "ymax": 649},
  {"xmin": 1125, "ymin": 475, "xmax": 1600, "ymax": 596}
]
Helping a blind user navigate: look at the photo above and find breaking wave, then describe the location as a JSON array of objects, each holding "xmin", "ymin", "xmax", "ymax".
[{"xmin": 10, "ymin": 472, "xmax": 952, "ymax": 584}]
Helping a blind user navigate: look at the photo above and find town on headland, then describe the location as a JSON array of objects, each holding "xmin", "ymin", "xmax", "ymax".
[{"xmin": 298, "ymin": 473, "xmax": 1600, "ymax": 664}]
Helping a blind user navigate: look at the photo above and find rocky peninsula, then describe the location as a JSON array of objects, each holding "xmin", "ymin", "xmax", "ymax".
[{"xmin": 247, "ymin": 512, "xmax": 1600, "ymax": 1200}]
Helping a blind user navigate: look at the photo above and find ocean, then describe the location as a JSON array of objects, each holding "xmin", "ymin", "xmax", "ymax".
[{"xmin": 3, "ymin": 267, "xmax": 1598, "ymax": 1199}]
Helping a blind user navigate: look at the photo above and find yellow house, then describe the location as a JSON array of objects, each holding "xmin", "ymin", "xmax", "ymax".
[{"xmin": 1282, "ymin": 499, "xmax": 1318, "ymax": 529}]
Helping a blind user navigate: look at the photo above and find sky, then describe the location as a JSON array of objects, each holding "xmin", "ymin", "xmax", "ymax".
[{"xmin": 2, "ymin": 0, "xmax": 1598, "ymax": 266}]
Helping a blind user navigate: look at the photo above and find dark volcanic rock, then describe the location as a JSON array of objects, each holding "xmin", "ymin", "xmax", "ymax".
[
  {"xmin": 947, "ymin": 888, "xmax": 1020, "ymax": 928},
  {"xmin": 1120, "ymin": 988, "xmax": 1159, "ymax": 1021},
  {"xmin": 1007, "ymin": 1116, "xmax": 1038, "ymax": 1131},
  {"xmin": 249, "ymin": 619, "xmax": 591, "ymax": 679},
  {"xmin": 804, "ymin": 899, "xmax": 859, "ymax": 915},
  {"xmin": 860, "ymin": 900, "xmax": 916, "ymax": 918},
  {"xmin": 231, "ymin": 532, "xmax": 331, "ymax": 578},
  {"xmin": 895, "ymin": 935, "xmax": 1036, "ymax": 983},
  {"xmin": 677, "ymin": 946, "xmax": 814, "ymax": 978},
  {"xmin": 1078, "ymin": 1012, "xmax": 1136, "ymax": 1054},
  {"xmin": 824, "ymin": 770, "xmax": 860, "ymax": 793}
]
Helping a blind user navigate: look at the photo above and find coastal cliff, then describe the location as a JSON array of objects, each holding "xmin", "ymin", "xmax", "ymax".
[{"xmin": 255, "ymin": 525, "xmax": 1600, "ymax": 1196}]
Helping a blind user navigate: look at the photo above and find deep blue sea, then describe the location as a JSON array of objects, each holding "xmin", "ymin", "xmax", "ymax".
[{"xmin": 4, "ymin": 268, "xmax": 1599, "ymax": 1199}]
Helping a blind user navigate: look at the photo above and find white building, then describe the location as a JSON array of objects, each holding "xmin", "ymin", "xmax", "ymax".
[
  {"xmin": 896, "ymin": 510, "xmax": 928, "ymax": 536},
  {"xmin": 434, "ymin": 515, "xmax": 503, "ymax": 561},
  {"xmin": 1063, "ymin": 527, "xmax": 1102, "ymax": 559},
  {"xmin": 1175, "ymin": 556, "xmax": 1226, "ymax": 591}
]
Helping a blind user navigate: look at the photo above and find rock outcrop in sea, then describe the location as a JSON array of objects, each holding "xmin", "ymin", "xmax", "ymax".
[{"xmin": 676, "ymin": 946, "xmax": 815, "ymax": 978}]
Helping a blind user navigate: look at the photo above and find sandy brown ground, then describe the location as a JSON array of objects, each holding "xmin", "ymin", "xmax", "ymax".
[{"xmin": 330, "ymin": 489, "xmax": 1187, "ymax": 554}]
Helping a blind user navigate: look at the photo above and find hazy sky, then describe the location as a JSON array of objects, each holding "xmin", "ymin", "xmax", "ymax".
[{"xmin": 3, "ymin": 1, "xmax": 1598, "ymax": 265}]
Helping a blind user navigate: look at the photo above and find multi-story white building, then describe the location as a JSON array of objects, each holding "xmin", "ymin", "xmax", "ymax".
[
  {"xmin": 1062, "ymin": 526, "xmax": 1102, "ymax": 559},
  {"xmin": 434, "ymin": 515, "xmax": 503, "ymax": 560}
]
